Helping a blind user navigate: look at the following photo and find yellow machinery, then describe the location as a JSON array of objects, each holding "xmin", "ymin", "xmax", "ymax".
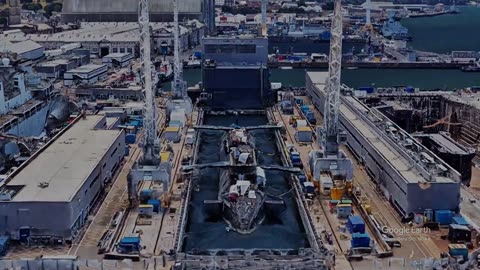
[{"xmin": 289, "ymin": 115, "xmax": 301, "ymax": 125}]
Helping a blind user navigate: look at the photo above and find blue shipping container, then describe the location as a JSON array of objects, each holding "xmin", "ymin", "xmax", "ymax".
[
  {"xmin": 295, "ymin": 98, "xmax": 304, "ymax": 106},
  {"xmin": 298, "ymin": 174, "xmax": 307, "ymax": 184},
  {"xmin": 321, "ymin": 31, "xmax": 331, "ymax": 40},
  {"xmin": 147, "ymin": 199, "xmax": 160, "ymax": 213},
  {"xmin": 435, "ymin": 210, "xmax": 453, "ymax": 225},
  {"xmin": 449, "ymin": 245, "xmax": 468, "ymax": 260},
  {"xmin": 406, "ymin": 86, "xmax": 415, "ymax": 93},
  {"xmin": 129, "ymin": 120, "xmax": 140, "ymax": 127},
  {"xmin": 125, "ymin": 134, "xmax": 136, "ymax": 144},
  {"xmin": 358, "ymin": 87, "xmax": 375, "ymax": 94},
  {"xmin": 452, "ymin": 216, "xmax": 469, "ymax": 226},
  {"xmin": 351, "ymin": 233, "xmax": 370, "ymax": 248},
  {"xmin": 347, "ymin": 215, "xmax": 365, "ymax": 234}
]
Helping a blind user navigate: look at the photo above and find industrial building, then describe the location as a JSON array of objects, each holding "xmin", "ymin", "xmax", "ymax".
[
  {"xmin": 0, "ymin": 115, "xmax": 125, "ymax": 241},
  {"xmin": 102, "ymin": 53, "xmax": 134, "ymax": 68},
  {"xmin": 0, "ymin": 22, "xmax": 204, "ymax": 58},
  {"xmin": 0, "ymin": 40, "xmax": 44, "ymax": 61},
  {"xmin": 201, "ymin": 36, "xmax": 273, "ymax": 109},
  {"xmin": 306, "ymin": 72, "xmax": 461, "ymax": 218},
  {"xmin": 35, "ymin": 52, "xmax": 90, "ymax": 79},
  {"xmin": 64, "ymin": 64, "xmax": 109, "ymax": 86},
  {"xmin": 61, "ymin": 0, "xmax": 202, "ymax": 22}
]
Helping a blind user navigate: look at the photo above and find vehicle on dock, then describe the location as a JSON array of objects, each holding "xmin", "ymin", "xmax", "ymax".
[
  {"xmin": 220, "ymin": 166, "xmax": 267, "ymax": 234},
  {"xmin": 157, "ymin": 61, "xmax": 173, "ymax": 82},
  {"xmin": 287, "ymin": 144, "xmax": 303, "ymax": 168},
  {"xmin": 224, "ymin": 128, "xmax": 257, "ymax": 166}
]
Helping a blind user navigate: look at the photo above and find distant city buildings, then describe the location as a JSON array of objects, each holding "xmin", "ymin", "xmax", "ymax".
[{"xmin": 0, "ymin": 21, "xmax": 205, "ymax": 57}]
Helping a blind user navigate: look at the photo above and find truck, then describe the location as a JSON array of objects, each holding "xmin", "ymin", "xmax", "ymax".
[
  {"xmin": 281, "ymin": 100, "xmax": 294, "ymax": 114},
  {"xmin": 305, "ymin": 111, "xmax": 317, "ymax": 125},
  {"xmin": 290, "ymin": 151, "xmax": 302, "ymax": 168}
]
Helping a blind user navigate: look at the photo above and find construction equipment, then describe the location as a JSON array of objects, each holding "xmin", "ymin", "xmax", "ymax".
[
  {"xmin": 309, "ymin": 0, "xmax": 353, "ymax": 192},
  {"xmin": 128, "ymin": 0, "xmax": 170, "ymax": 206}
]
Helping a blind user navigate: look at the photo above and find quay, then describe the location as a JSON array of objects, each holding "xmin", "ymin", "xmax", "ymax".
[{"xmin": 183, "ymin": 61, "xmax": 472, "ymax": 70}]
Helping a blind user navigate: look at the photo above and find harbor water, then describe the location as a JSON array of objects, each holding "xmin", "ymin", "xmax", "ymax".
[
  {"xmin": 403, "ymin": 6, "xmax": 480, "ymax": 54},
  {"xmin": 164, "ymin": 7, "xmax": 480, "ymax": 91},
  {"xmin": 183, "ymin": 115, "xmax": 309, "ymax": 251}
]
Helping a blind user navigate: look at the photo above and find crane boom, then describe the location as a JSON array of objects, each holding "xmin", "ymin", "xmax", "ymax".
[
  {"xmin": 128, "ymin": 0, "xmax": 170, "ymax": 207},
  {"xmin": 138, "ymin": 0, "xmax": 159, "ymax": 163},
  {"xmin": 322, "ymin": 0, "xmax": 343, "ymax": 156},
  {"xmin": 172, "ymin": 0, "xmax": 187, "ymax": 99},
  {"xmin": 261, "ymin": 0, "xmax": 267, "ymax": 36}
]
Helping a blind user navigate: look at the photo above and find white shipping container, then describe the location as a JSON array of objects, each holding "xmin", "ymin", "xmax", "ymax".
[
  {"xmin": 354, "ymin": 90, "xmax": 367, "ymax": 98},
  {"xmin": 170, "ymin": 109, "xmax": 186, "ymax": 127},
  {"xmin": 319, "ymin": 173, "xmax": 333, "ymax": 195},
  {"xmin": 296, "ymin": 120, "xmax": 307, "ymax": 127},
  {"xmin": 185, "ymin": 134, "xmax": 195, "ymax": 145}
]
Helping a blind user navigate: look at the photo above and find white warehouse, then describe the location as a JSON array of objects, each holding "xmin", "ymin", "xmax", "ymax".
[
  {"xmin": 0, "ymin": 115, "xmax": 125, "ymax": 242},
  {"xmin": 63, "ymin": 64, "xmax": 108, "ymax": 86}
]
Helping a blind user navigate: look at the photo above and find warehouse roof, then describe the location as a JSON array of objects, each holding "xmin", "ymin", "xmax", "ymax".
[
  {"xmin": 62, "ymin": 0, "xmax": 201, "ymax": 14},
  {"xmin": 66, "ymin": 64, "xmax": 107, "ymax": 74},
  {"xmin": 0, "ymin": 40, "xmax": 43, "ymax": 55},
  {"xmin": 0, "ymin": 21, "xmax": 198, "ymax": 44},
  {"xmin": 7, "ymin": 115, "xmax": 123, "ymax": 202}
]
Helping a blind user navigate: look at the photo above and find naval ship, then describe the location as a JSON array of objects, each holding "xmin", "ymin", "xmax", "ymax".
[
  {"xmin": 381, "ymin": 13, "xmax": 412, "ymax": 41},
  {"xmin": 219, "ymin": 166, "xmax": 267, "ymax": 234},
  {"xmin": 224, "ymin": 128, "xmax": 257, "ymax": 165}
]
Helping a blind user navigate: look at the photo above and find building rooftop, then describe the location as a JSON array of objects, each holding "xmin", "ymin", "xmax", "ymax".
[
  {"xmin": 62, "ymin": 0, "xmax": 201, "ymax": 14},
  {"xmin": 0, "ymin": 21, "xmax": 199, "ymax": 44},
  {"xmin": 0, "ymin": 40, "xmax": 43, "ymax": 55},
  {"xmin": 307, "ymin": 71, "xmax": 458, "ymax": 184},
  {"xmin": 36, "ymin": 59, "xmax": 71, "ymax": 67},
  {"xmin": 66, "ymin": 64, "xmax": 107, "ymax": 74},
  {"xmin": 103, "ymin": 52, "xmax": 133, "ymax": 59},
  {"xmin": 6, "ymin": 115, "xmax": 123, "ymax": 202}
]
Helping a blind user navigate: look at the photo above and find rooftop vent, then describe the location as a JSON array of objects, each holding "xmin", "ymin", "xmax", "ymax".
[{"xmin": 38, "ymin": 182, "xmax": 49, "ymax": 188}]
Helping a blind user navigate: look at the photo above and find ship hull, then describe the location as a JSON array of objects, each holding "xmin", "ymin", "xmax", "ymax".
[{"xmin": 222, "ymin": 195, "xmax": 266, "ymax": 234}]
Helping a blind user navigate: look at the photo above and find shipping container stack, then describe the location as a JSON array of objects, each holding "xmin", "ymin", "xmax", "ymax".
[{"xmin": 347, "ymin": 215, "xmax": 371, "ymax": 249}]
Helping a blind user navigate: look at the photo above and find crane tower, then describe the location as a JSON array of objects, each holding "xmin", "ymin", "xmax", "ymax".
[
  {"xmin": 261, "ymin": 0, "xmax": 267, "ymax": 37},
  {"xmin": 309, "ymin": 0, "xmax": 353, "ymax": 190},
  {"xmin": 128, "ymin": 0, "xmax": 170, "ymax": 206},
  {"xmin": 322, "ymin": 0, "xmax": 344, "ymax": 156},
  {"xmin": 167, "ymin": 0, "xmax": 193, "ymax": 114}
]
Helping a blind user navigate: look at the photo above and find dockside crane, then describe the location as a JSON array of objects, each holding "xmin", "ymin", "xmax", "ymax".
[
  {"xmin": 167, "ymin": 0, "xmax": 192, "ymax": 114},
  {"xmin": 309, "ymin": 0, "xmax": 353, "ymax": 198},
  {"xmin": 261, "ymin": 0, "xmax": 267, "ymax": 37},
  {"xmin": 127, "ymin": 0, "xmax": 170, "ymax": 206}
]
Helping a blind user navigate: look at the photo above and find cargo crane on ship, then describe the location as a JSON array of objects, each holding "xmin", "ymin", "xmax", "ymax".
[
  {"xmin": 309, "ymin": 0, "xmax": 353, "ymax": 199},
  {"xmin": 127, "ymin": 0, "xmax": 170, "ymax": 206}
]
